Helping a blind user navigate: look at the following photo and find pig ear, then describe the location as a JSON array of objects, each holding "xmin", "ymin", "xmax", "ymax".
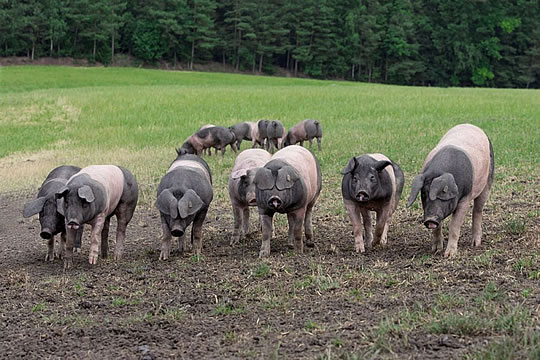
[
  {"xmin": 374, "ymin": 160, "xmax": 392, "ymax": 172},
  {"xmin": 276, "ymin": 168, "xmax": 298, "ymax": 190},
  {"xmin": 430, "ymin": 173, "xmax": 458, "ymax": 201},
  {"xmin": 231, "ymin": 169, "xmax": 248, "ymax": 180},
  {"xmin": 23, "ymin": 196, "xmax": 47, "ymax": 218},
  {"xmin": 341, "ymin": 157, "xmax": 357, "ymax": 175},
  {"xmin": 178, "ymin": 189, "xmax": 203, "ymax": 218},
  {"xmin": 407, "ymin": 174, "xmax": 425, "ymax": 208},
  {"xmin": 156, "ymin": 189, "xmax": 178, "ymax": 218},
  {"xmin": 78, "ymin": 185, "xmax": 95, "ymax": 203},
  {"xmin": 254, "ymin": 168, "xmax": 275, "ymax": 190},
  {"xmin": 56, "ymin": 198, "xmax": 65, "ymax": 216},
  {"xmin": 55, "ymin": 186, "xmax": 69, "ymax": 199}
]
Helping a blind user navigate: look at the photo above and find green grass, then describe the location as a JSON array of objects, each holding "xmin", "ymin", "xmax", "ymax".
[{"xmin": 1, "ymin": 66, "xmax": 538, "ymax": 205}]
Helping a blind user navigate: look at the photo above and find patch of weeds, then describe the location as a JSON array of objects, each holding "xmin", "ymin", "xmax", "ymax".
[
  {"xmin": 435, "ymin": 293, "xmax": 465, "ymax": 311},
  {"xmin": 466, "ymin": 330, "xmax": 539, "ymax": 360},
  {"xmin": 492, "ymin": 305, "xmax": 533, "ymax": 335},
  {"xmin": 73, "ymin": 280, "xmax": 85, "ymax": 297},
  {"xmin": 476, "ymin": 282, "xmax": 503, "ymax": 304},
  {"xmin": 223, "ymin": 331, "xmax": 238, "ymax": 344},
  {"xmin": 162, "ymin": 307, "xmax": 185, "ymax": 321},
  {"xmin": 190, "ymin": 254, "xmax": 203, "ymax": 263},
  {"xmin": 521, "ymin": 288, "xmax": 531, "ymax": 298},
  {"xmin": 415, "ymin": 254, "xmax": 432, "ymax": 266},
  {"xmin": 296, "ymin": 276, "xmax": 313, "ymax": 290},
  {"xmin": 212, "ymin": 304, "xmax": 244, "ymax": 316},
  {"xmin": 332, "ymin": 337, "xmax": 344, "ymax": 347},
  {"xmin": 513, "ymin": 256, "xmax": 539, "ymax": 279},
  {"xmin": 252, "ymin": 263, "xmax": 271, "ymax": 279},
  {"xmin": 384, "ymin": 276, "xmax": 398, "ymax": 288},
  {"xmin": 111, "ymin": 297, "xmax": 140, "ymax": 307},
  {"xmin": 305, "ymin": 319, "xmax": 318, "ymax": 331},
  {"xmin": 429, "ymin": 313, "xmax": 490, "ymax": 336},
  {"xmin": 296, "ymin": 266, "xmax": 341, "ymax": 292},
  {"xmin": 32, "ymin": 303, "xmax": 46, "ymax": 312},
  {"xmin": 505, "ymin": 217, "xmax": 526, "ymax": 235},
  {"xmin": 260, "ymin": 294, "xmax": 286, "ymax": 310},
  {"xmin": 348, "ymin": 289, "xmax": 363, "ymax": 302},
  {"xmin": 473, "ymin": 250, "xmax": 498, "ymax": 268}
]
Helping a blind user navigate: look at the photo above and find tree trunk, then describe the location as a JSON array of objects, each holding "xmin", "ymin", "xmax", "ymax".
[
  {"xmin": 259, "ymin": 54, "xmax": 263, "ymax": 73},
  {"xmin": 31, "ymin": 40, "xmax": 35, "ymax": 61},
  {"xmin": 252, "ymin": 50, "xmax": 256, "ymax": 73},
  {"xmin": 93, "ymin": 38, "xmax": 97, "ymax": 60},
  {"xmin": 351, "ymin": 64, "xmax": 354, "ymax": 79},
  {"xmin": 174, "ymin": 50, "xmax": 177, "ymax": 68},
  {"xmin": 111, "ymin": 31, "xmax": 115, "ymax": 64},
  {"xmin": 222, "ymin": 51, "xmax": 225, "ymax": 65},
  {"xmin": 294, "ymin": 59, "xmax": 298, "ymax": 77},
  {"xmin": 50, "ymin": 25, "xmax": 53, "ymax": 56},
  {"xmin": 190, "ymin": 40, "xmax": 195, "ymax": 70},
  {"xmin": 236, "ymin": 31, "xmax": 242, "ymax": 71},
  {"xmin": 368, "ymin": 65, "xmax": 372, "ymax": 83}
]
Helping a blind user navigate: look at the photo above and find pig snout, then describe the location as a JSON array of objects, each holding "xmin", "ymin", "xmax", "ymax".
[
  {"xmin": 268, "ymin": 196, "xmax": 282, "ymax": 210},
  {"xmin": 246, "ymin": 192, "xmax": 257, "ymax": 206},
  {"xmin": 40, "ymin": 228, "xmax": 53, "ymax": 240},
  {"xmin": 423, "ymin": 217, "xmax": 440, "ymax": 229},
  {"xmin": 355, "ymin": 190, "xmax": 370, "ymax": 202},
  {"xmin": 67, "ymin": 220, "xmax": 80, "ymax": 230},
  {"xmin": 171, "ymin": 225, "xmax": 184, "ymax": 237}
]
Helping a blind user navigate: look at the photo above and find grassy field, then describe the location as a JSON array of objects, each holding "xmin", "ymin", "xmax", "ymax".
[{"xmin": 0, "ymin": 66, "xmax": 538, "ymax": 358}]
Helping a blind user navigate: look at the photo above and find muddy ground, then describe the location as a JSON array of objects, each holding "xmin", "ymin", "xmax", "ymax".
[{"xmin": 0, "ymin": 188, "xmax": 538, "ymax": 359}]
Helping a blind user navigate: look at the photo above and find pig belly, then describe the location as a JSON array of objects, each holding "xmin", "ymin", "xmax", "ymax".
[{"xmin": 79, "ymin": 165, "xmax": 125, "ymax": 216}]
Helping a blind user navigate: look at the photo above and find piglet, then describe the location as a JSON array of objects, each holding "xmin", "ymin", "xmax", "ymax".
[
  {"xmin": 156, "ymin": 152, "xmax": 213, "ymax": 260},
  {"xmin": 23, "ymin": 165, "xmax": 83, "ymax": 261},
  {"xmin": 266, "ymin": 120, "xmax": 286, "ymax": 153},
  {"xmin": 283, "ymin": 119, "xmax": 322, "ymax": 150},
  {"xmin": 56, "ymin": 165, "xmax": 139, "ymax": 268},
  {"xmin": 228, "ymin": 149, "xmax": 272, "ymax": 245},
  {"xmin": 254, "ymin": 145, "xmax": 322, "ymax": 257},
  {"xmin": 341, "ymin": 154, "xmax": 404, "ymax": 253},
  {"xmin": 407, "ymin": 124, "xmax": 494, "ymax": 257},
  {"xmin": 230, "ymin": 122, "xmax": 256, "ymax": 150}
]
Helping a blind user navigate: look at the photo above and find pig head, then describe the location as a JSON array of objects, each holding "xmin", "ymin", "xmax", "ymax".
[{"xmin": 156, "ymin": 189, "xmax": 204, "ymax": 238}]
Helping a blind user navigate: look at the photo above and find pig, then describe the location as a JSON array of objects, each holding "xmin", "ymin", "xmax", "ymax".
[
  {"xmin": 254, "ymin": 145, "xmax": 322, "ymax": 257},
  {"xmin": 198, "ymin": 124, "xmax": 215, "ymax": 156},
  {"xmin": 254, "ymin": 119, "xmax": 271, "ymax": 149},
  {"xmin": 229, "ymin": 122, "xmax": 257, "ymax": 150},
  {"xmin": 407, "ymin": 124, "xmax": 494, "ymax": 258},
  {"xmin": 56, "ymin": 165, "xmax": 139, "ymax": 268},
  {"xmin": 228, "ymin": 149, "xmax": 272, "ymax": 245},
  {"xmin": 179, "ymin": 126, "xmax": 238, "ymax": 156},
  {"xmin": 156, "ymin": 152, "xmax": 213, "ymax": 260},
  {"xmin": 283, "ymin": 119, "xmax": 323, "ymax": 150},
  {"xmin": 341, "ymin": 154, "xmax": 404, "ymax": 253},
  {"xmin": 23, "ymin": 165, "xmax": 83, "ymax": 261},
  {"xmin": 266, "ymin": 120, "xmax": 286, "ymax": 153}
]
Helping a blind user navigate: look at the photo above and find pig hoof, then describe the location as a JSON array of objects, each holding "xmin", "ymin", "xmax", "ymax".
[
  {"xmin": 45, "ymin": 253, "xmax": 54, "ymax": 261},
  {"xmin": 259, "ymin": 248, "xmax": 270, "ymax": 258},
  {"xmin": 114, "ymin": 253, "xmax": 122, "ymax": 261},
  {"xmin": 63, "ymin": 259, "xmax": 72, "ymax": 270},
  {"xmin": 355, "ymin": 246, "xmax": 365, "ymax": 253},
  {"xmin": 444, "ymin": 248, "xmax": 457, "ymax": 258},
  {"xmin": 88, "ymin": 252, "xmax": 99, "ymax": 265},
  {"xmin": 159, "ymin": 251, "xmax": 169, "ymax": 261},
  {"xmin": 305, "ymin": 240, "xmax": 315, "ymax": 248}
]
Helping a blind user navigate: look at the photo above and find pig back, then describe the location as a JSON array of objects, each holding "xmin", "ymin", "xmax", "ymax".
[
  {"xmin": 232, "ymin": 149, "xmax": 272, "ymax": 173},
  {"xmin": 423, "ymin": 124, "xmax": 491, "ymax": 198},
  {"xmin": 290, "ymin": 121, "xmax": 308, "ymax": 140},
  {"xmin": 272, "ymin": 145, "xmax": 320, "ymax": 203},
  {"xmin": 168, "ymin": 159, "xmax": 212, "ymax": 184},
  {"xmin": 77, "ymin": 165, "xmax": 125, "ymax": 216}
]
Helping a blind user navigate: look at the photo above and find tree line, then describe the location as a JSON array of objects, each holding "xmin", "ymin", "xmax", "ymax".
[{"xmin": 1, "ymin": 0, "xmax": 539, "ymax": 88}]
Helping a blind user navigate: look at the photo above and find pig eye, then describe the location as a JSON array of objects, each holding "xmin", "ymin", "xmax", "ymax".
[
  {"xmin": 82, "ymin": 201, "xmax": 89, "ymax": 208},
  {"xmin": 369, "ymin": 174, "xmax": 376, "ymax": 182}
]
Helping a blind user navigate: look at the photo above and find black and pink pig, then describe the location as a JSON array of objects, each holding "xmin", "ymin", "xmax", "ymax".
[
  {"xmin": 23, "ymin": 165, "xmax": 83, "ymax": 261},
  {"xmin": 56, "ymin": 165, "xmax": 139, "ymax": 268},
  {"xmin": 254, "ymin": 145, "xmax": 322, "ymax": 257},
  {"xmin": 407, "ymin": 124, "xmax": 494, "ymax": 257},
  {"xmin": 341, "ymin": 154, "xmax": 404, "ymax": 253}
]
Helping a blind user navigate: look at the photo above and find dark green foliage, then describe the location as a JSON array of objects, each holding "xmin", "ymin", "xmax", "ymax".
[{"xmin": 0, "ymin": 0, "xmax": 538, "ymax": 87}]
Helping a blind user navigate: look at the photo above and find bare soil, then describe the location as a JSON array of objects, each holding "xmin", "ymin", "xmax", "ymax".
[{"xmin": 0, "ymin": 189, "xmax": 538, "ymax": 359}]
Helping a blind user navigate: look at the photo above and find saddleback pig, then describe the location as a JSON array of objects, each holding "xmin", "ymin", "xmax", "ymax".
[
  {"xmin": 23, "ymin": 165, "xmax": 83, "ymax": 261},
  {"xmin": 56, "ymin": 165, "xmax": 139, "ymax": 268},
  {"xmin": 156, "ymin": 151, "xmax": 213, "ymax": 260},
  {"xmin": 283, "ymin": 119, "xmax": 322, "ymax": 150},
  {"xmin": 341, "ymin": 154, "xmax": 404, "ymax": 253},
  {"xmin": 229, "ymin": 121, "xmax": 256, "ymax": 150},
  {"xmin": 228, "ymin": 149, "xmax": 272, "ymax": 245},
  {"xmin": 407, "ymin": 124, "xmax": 494, "ymax": 257},
  {"xmin": 266, "ymin": 120, "xmax": 286, "ymax": 153},
  {"xmin": 254, "ymin": 119, "xmax": 271, "ymax": 149},
  {"xmin": 254, "ymin": 145, "xmax": 322, "ymax": 257},
  {"xmin": 179, "ymin": 126, "xmax": 237, "ymax": 156}
]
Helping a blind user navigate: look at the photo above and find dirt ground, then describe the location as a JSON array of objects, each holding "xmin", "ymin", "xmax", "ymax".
[{"xmin": 0, "ymin": 188, "xmax": 538, "ymax": 359}]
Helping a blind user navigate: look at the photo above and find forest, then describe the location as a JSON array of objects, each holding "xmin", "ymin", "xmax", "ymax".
[{"xmin": 1, "ymin": 0, "xmax": 539, "ymax": 88}]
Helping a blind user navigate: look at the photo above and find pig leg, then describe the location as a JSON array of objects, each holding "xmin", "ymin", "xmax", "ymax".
[
  {"xmin": 344, "ymin": 200, "xmax": 365, "ymax": 253},
  {"xmin": 304, "ymin": 203, "xmax": 315, "ymax": 248},
  {"xmin": 242, "ymin": 207, "xmax": 250, "ymax": 235},
  {"xmin": 317, "ymin": 137, "xmax": 322, "ymax": 151},
  {"xmin": 192, "ymin": 209, "xmax": 208, "ymax": 256},
  {"xmin": 177, "ymin": 233, "xmax": 187, "ymax": 254},
  {"xmin": 259, "ymin": 213, "xmax": 274, "ymax": 258},
  {"xmin": 74, "ymin": 227, "xmax": 83, "ymax": 253},
  {"xmin": 160, "ymin": 220, "xmax": 172, "ymax": 260},
  {"xmin": 64, "ymin": 228, "xmax": 77, "ymax": 269},
  {"xmin": 230, "ymin": 204, "xmax": 243, "ymax": 246},
  {"xmin": 287, "ymin": 213, "xmax": 295, "ymax": 248},
  {"xmin": 88, "ymin": 215, "xmax": 106, "ymax": 265},
  {"xmin": 56, "ymin": 232, "xmax": 66, "ymax": 260},
  {"xmin": 308, "ymin": 139, "xmax": 313, "ymax": 148},
  {"xmin": 299, "ymin": 141, "xmax": 304, "ymax": 147},
  {"xmin": 431, "ymin": 225, "xmax": 444, "ymax": 254},
  {"xmin": 359, "ymin": 208, "xmax": 373, "ymax": 248},
  {"xmin": 289, "ymin": 208, "xmax": 306, "ymax": 254},
  {"xmin": 444, "ymin": 200, "xmax": 469, "ymax": 258},
  {"xmin": 231, "ymin": 142, "xmax": 238, "ymax": 154},
  {"xmin": 100, "ymin": 217, "xmax": 111, "ymax": 259},
  {"xmin": 45, "ymin": 235, "xmax": 55, "ymax": 261},
  {"xmin": 471, "ymin": 186, "xmax": 490, "ymax": 247},
  {"xmin": 373, "ymin": 208, "xmax": 390, "ymax": 247}
]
